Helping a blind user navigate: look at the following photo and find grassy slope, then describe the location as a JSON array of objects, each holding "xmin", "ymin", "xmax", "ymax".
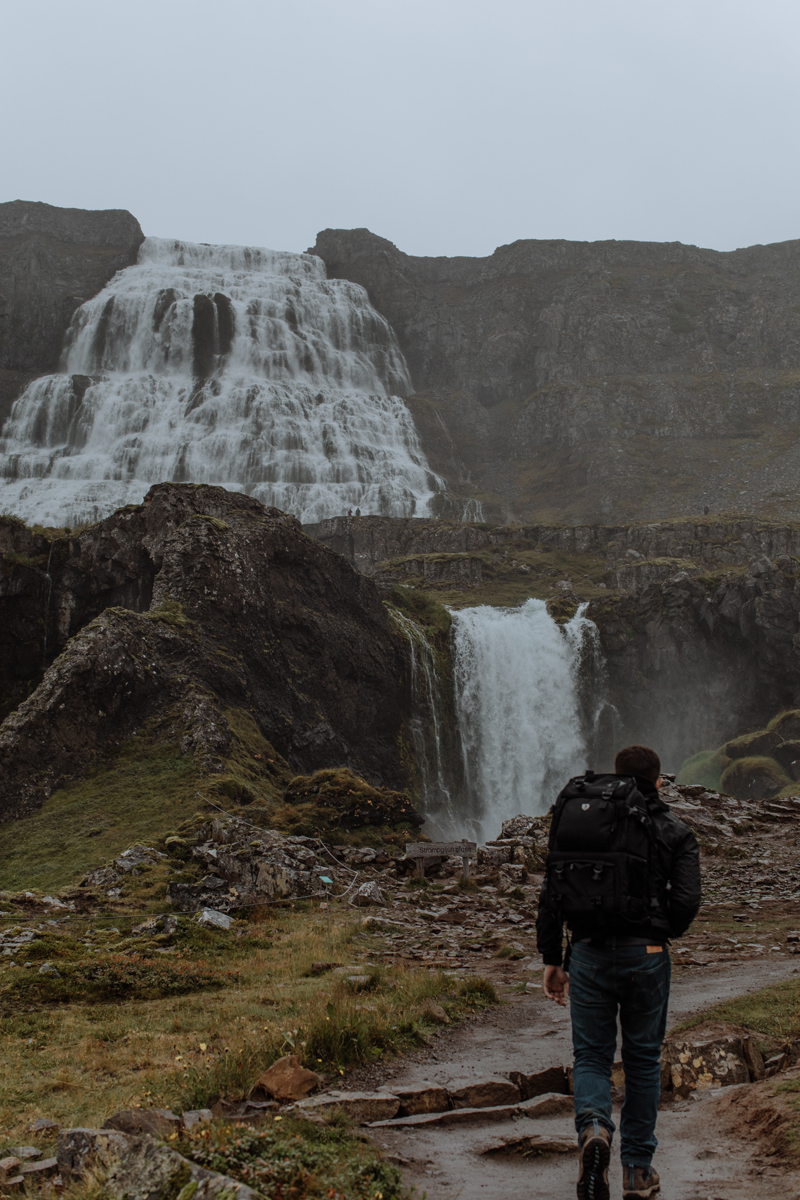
[{"xmin": 0, "ymin": 903, "xmax": 497, "ymax": 1150}]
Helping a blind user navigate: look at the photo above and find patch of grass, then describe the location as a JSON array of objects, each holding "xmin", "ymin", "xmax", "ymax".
[
  {"xmin": 388, "ymin": 586, "xmax": 452, "ymax": 635},
  {"xmin": 2, "ymin": 549, "xmax": 47, "ymax": 569},
  {"xmin": 0, "ymin": 737, "xmax": 202, "ymax": 893},
  {"xmin": 1, "ymin": 954, "xmax": 227, "ymax": 1009},
  {"xmin": 143, "ymin": 600, "xmax": 195, "ymax": 631},
  {"xmin": 672, "ymin": 977, "xmax": 800, "ymax": 1041},
  {"xmin": 496, "ymin": 944, "xmax": 524, "ymax": 960},
  {"xmin": 278, "ymin": 768, "xmax": 422, "ymax": 838},
  {"xmin": 177, "ymin": 1117, "xmax": 406, "ymax": 1200},
  {"xmin": 0, "ymin": 901, "xmax": 500, "ymax": 1145}
]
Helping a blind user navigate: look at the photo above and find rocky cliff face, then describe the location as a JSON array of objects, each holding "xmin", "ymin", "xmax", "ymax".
[
  {"xmin": 0, "ymin": 200, "xmax": 144, "ymax": 425},
  {"xmin": 311, "ymin": 228, "xmax": 800, "ymax": 526},
  {"xmin": 305, "ymin": 514, "xmax": 800, "ymax": 771},
  {"xmin": 0, "ymin": 485, "xmax": 413, "ymax": 822}
]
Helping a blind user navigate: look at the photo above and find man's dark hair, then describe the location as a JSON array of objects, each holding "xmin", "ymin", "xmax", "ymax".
[{"xmin": 615, "ymin": 744, "xmax": 661, "ymax": 783}]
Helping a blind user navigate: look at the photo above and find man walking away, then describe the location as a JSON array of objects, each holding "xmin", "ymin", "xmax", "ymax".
[{"xmin": 536, "ymin": 745, "xmax": 701, "ymax": 1200}]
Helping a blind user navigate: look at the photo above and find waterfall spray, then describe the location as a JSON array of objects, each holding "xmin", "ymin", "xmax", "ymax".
[
  {"xmin": 450, "ymin": 599, "xmax": 607, "ymax": 841},
  {"xmin": 0, "ymin": 238, "xmax": 441, "ymax": 528}
]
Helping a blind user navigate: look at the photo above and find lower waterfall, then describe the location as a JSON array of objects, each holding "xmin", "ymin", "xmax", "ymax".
[
  {"xmin": 0, "ymin": 237, "xmax": 439, "ymax": 528},
  {"xmin": 451, "ymin": 599, "xmax": 606, "ymax": 842}
]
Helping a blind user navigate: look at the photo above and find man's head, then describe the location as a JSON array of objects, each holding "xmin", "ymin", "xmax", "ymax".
[{"xmin": 615, "ymin": 744, "xmax": 661, "ymax": 784}]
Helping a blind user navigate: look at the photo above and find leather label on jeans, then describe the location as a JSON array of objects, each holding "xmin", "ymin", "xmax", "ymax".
[{"xmin": 646, "ymin": 945, "xmax": 663, "ymax": 953}]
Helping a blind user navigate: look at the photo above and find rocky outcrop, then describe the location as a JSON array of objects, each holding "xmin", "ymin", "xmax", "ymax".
[
  {"xmin": 593, "ymin": 556, "xmax": 800, "ymax": 768},
  {"xmin": 0, "ymin": 200, "xmax": 144, "ymax": 424},
  {"xmin": 304, "ymin": 514, "xmax": 800, "ymax": 768},
  {"xmin": 311, "ymin": 228, "xmax": 800, "ymax": 525},
  {"xmin": 0, "ymin": 483, "xmax": 413, "ymax": 821}
]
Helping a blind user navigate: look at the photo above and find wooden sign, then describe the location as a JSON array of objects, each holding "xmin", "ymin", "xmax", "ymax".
[{"xmin": 406, "ymin": 841, "xmax": 477, "ymax": 879}]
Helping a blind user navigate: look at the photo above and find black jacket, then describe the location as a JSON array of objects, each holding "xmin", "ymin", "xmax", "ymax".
[{"xmin": 536, "ymin": 775, "xmax": 702, "ymax": 967}]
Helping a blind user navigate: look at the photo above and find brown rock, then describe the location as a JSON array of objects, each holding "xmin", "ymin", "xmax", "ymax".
[
  {"xmin": 662, "ymin": 1034, "xmax": 750, "ymax": 1097},
  {"xmin": 250, "ymin": 1055, "xmax": 323, "ymax": 1103},
  {"xmin": 20, "ymin": 1157, "xmax": 59, "ymax": 1178},
  {"xmin": 0, "ymin": 1158, "xmax": 22, "ymax": 1181},
  {"xmin": 293, "ymin": 1091, "xmax": 401, "ymax": 1123},
  {"xmin": 394, "ymin": 1085, "xmax": 450, "ymax": 1116},
  {"xmin": 450, "ymin": 1079, "xmax": 521, "ymax": 1109},
  {"xmin": 742, "ymin": 1035, "xmax": 766, "ymax": 1081},
  {"xmin": 509, "ymin": 1065, "xmax": 569, "ymax": 1100},
  {"xmin": 418, "ymin": 997, "xmax": 450, "ymax": 1025},
  {"xmin": 102, "ymin": 1109, "xmax": 181, "ymax": 1137},
  {"xmin": 0, "ymin": 1176, "xmax": 25, "ymax": 1193},
  {"xmin": 518, "ymin": 1092, "xmax": 574, "ymax": 1118},
  {"xmin": 479, "ymin": 1133, "xmax": 575, "ymax": 1156}
]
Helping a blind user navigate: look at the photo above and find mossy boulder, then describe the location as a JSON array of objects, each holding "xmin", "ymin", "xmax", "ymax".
[
  {"xmin": 283, "ymin": 768, "xmax": 424, "ymax": 835},
  {"xmin": 767, "ymin": 710, "xmax": 800, "ymax": 742},
  {"xmin": 719, "ymin": 755, "xmax": 791, "ymax": 802},
  {"xmin": 771, "ymin": 739, "xmax": 800, "ymax": 775},
  {"xmin": 677, "ymin": 748, "xmax": 732, "ymax": 791},
  {"xmin": 723, "ymin": 729, "xmax": 781, "ymax": 760}
]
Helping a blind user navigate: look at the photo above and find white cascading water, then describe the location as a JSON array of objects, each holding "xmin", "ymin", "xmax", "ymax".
[
  {"xmin": 451, "ymin": 599, "xmax": 604, "ymax": 841},
  {"xmin": 0, "ymin": 238, "xmax": 440, "ymax": 527}
]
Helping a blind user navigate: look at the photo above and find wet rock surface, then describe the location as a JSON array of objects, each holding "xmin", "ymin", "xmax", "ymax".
[
  {"xmin": 0, "ymin": 201, "xmax": 144, "ymax": 423},
  {"xmin": 0, "ymin": 483, "xmax": 414, "ymax": 819}
]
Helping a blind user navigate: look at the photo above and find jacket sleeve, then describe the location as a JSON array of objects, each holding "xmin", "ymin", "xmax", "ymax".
[
  {"xmin": 536, "ymin": 882, "xmax": 564, "ymax": 967},
  {"xmin": 666, "ymin": 825, "xmax": 702, "ymax": 938}
]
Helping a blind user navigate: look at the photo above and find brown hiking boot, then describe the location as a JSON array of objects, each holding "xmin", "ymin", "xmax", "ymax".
[
  {"xmin": 576, "ymin": 1121, "xmax": 611, "ymax": 1200},
  {"xmin": 622, "ymin": 1165, "xmax": 660, "ymax": 1198}
]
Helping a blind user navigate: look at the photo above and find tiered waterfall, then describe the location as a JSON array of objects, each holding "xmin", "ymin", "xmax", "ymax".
[{"xmin": 0, "ymin": 238, "xmax": 439, "ymax": 527}]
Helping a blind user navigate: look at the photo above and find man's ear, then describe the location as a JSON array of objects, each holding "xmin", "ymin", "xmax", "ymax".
[{"xmin": 655, "ymin": 776, "xmax": 663, "ymax": 789}]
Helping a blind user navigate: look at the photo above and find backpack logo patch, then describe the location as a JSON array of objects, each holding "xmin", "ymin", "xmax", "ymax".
[{"xmin": 581, "ymin": 803, "xmax": 590, "ymax": 811}]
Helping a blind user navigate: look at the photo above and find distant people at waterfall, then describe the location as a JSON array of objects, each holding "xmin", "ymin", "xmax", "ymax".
[
  {"xmin": 347, "ymin": 508, "xmax": 352, "ymax": 516},
  {"xmin": 355, "ymin": 507, "xmax": 361, "ymax": 516},
  {"xmin": 536, "ymin": 744, "xmax": 701, "ymax": 1200}
]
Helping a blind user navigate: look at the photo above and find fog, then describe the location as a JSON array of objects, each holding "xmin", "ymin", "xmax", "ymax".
[{"xmin": 2, "ymin": 0, "xmax": 799, "ymax": 257}]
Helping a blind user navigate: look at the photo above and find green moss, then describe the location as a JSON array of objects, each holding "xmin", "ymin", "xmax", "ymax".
[
  {"xmin": 720, "ymin": 755, "xmax": 791, "ymax": 801},
  {"xmin": 767, "ymin": 710, "xmax": 800, "ymax": 741},
  {"xmin": 546, "ymin": 596, "xmax": 579, "ymax": 624},
  {"xmin": 723, "ymin": 729, "xmax": 780, "ymax": 759},
  {"xmin": 387, "ymin": 586, "xmax": 452, "ymax": 635},
  {"xmin": 2, "ymin": 549, "xmax": 47, "ymax": 569},
  {"xmin": 143, "ymin": 601, "xmax": 194, "ymax": 631},
  {"xmin": 676, "ymin": 748, "xmax": 731, "ymax": 791},
  {"xmin": 278, "ymin": 767, "xmax": 422, "ymax": 839},
  {"xmin": 195, "ymin": 514, "xmax": 230, "ymax": 532}
]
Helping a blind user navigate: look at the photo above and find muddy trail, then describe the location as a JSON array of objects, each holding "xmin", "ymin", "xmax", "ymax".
[
  {"xmin": 336, "ymin": 781, "xmax": 800, "ymax": 1198},
  {"xmin": 353, "ymin": 957, "xmax": 799, "ymax": 1199}
]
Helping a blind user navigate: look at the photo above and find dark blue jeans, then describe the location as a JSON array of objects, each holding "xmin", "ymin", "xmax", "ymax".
[{"xmin": 569, "ymin": 940, "xmax": 671, "ymax": 1169}]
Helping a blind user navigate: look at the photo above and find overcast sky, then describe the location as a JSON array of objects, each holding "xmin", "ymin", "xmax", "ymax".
[{"xmin": 2, "ymin": 0, "xmax": 798, "ymax": 258}]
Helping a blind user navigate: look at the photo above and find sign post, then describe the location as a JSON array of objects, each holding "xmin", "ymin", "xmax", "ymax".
[{"xmin": 405, "ymin": 841, "xmax": 477, "ymax": 882}]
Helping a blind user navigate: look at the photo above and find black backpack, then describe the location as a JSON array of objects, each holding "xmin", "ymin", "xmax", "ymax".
[{"xmin": 543, "ymin": 771, "xmax": 663, "ymax": 932}]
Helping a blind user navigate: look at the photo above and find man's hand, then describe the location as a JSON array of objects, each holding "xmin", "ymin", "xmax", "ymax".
[{"xmin": 543, "ymin": 964, "xmax": 569, "ymax": 1006}]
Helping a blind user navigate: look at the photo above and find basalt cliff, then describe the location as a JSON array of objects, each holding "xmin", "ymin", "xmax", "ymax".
[
  {"xmin": 312, "ymin": 228, "xmax": 800, "ymax": 525},
  {"xmin": 0, "ymin": 484, "xmax": 415, "ymax": 823},
  {"xmin": 306, "ymin": 513, "xmax": 800, "ymax": 771},
  {"xmin": 0, "ymin": 200, "xmax": 144, "ymax": 427}
]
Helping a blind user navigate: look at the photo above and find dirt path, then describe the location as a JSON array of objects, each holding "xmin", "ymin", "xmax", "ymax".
[{"xmin": 362, "ymin": 960, "xmax": 800, "ymax": 1199}]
